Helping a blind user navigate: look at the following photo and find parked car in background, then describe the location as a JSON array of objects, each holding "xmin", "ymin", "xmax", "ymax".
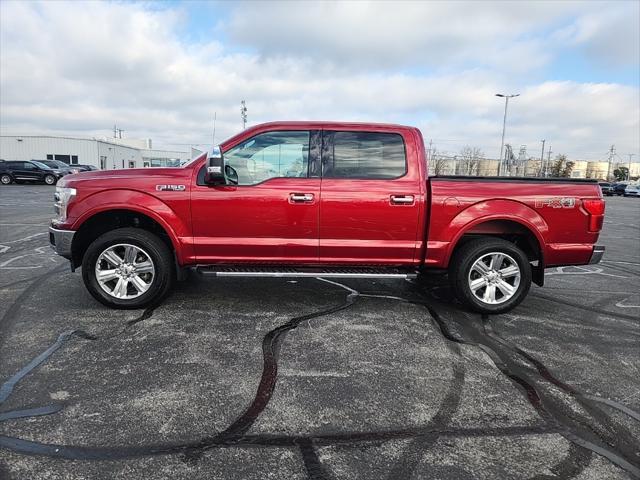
[
  {"xmin": 611, "ymin": 183, "xmax": 628, "ymax": 196},
  {"xmin": 38, "ymin": 159, "xmax": 81, "ymax": 175},
  {"xmin": 74, "ymin": 164, "xmax": 99, "ymax": 171},
  {"xmin": 0, "ymin": 160, "xmax": 66, "ymax": 185},
  {"xmin": 598, "ymin": 182, "xmax": 613, "ymax": 196},
  {"xmin": 624, "ymin": 184, "xmax": 640, "ymax": 197}
]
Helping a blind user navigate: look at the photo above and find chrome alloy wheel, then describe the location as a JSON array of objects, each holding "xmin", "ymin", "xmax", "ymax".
[
  {"xmin": 95, "ymin": 244, "xmax": 155, "ymax": 299},
  {"xmin": 468, "ymin": 252, "xmax": 521, "ymax": 305}
]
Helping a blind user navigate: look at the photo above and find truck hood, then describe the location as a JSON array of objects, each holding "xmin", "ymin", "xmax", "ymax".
[{"xmin": 58, "ymin": 167, "xmax": 188, "ymax": 187}]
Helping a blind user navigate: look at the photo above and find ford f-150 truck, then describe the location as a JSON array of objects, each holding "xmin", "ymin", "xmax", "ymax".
[{"xmin": 49, "ymin": 121, "xmax": 605, "ymax": 313}]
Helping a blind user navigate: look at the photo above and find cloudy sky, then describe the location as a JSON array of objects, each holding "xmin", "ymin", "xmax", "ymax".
[{"xmin": 1, "ymin": 0, "xmax": 638, "ymax": 160}]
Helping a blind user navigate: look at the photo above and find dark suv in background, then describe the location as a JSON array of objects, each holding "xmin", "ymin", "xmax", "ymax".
[
  {"xmin": 598, "ymin": 182, "xmax": 613, "ymax": 196},
  {"xmin": 38, "ymin": 159, "xmax": 82, "ymax": 175},
  {"xmin": 0, "ymin": 160, "xmax": 66, "ymax": 185}
]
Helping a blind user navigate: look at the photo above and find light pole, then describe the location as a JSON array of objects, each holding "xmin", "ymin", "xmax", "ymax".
[{"xmin": 496, "ymin": 93, "xmax": 519, "ymax": 176}]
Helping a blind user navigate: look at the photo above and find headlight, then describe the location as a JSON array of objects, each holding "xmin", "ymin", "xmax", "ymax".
[{"xmin": 53, "ymin": 186, "xmax": 77, "ymax": 222}]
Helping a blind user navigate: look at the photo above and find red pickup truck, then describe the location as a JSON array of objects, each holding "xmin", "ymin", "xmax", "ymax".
[{"xmin": 49, "ymin": 121, "xmax": 605, "ymax": 313}]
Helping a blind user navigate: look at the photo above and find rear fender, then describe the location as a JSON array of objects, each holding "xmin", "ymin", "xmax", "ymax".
[{"xmin": 444, "ymin": 199, "xmax": 549, "ymax": 267}]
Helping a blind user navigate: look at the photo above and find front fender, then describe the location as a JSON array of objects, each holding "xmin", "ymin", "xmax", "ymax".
[
  {"xmin": 68, "ymin": 189, "xmax": 193, "ymax": 264},
  {"xmin": 441, "ymin": 199, "xmax": 549, "ymax": 267}
]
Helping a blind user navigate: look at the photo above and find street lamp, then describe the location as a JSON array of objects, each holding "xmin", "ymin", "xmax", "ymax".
[{"xmin": 496, "ymin": 93, "xmax": 519, "ymax": 176}]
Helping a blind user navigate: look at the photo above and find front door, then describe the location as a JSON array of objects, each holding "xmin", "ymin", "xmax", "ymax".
[
  {"xmin": 319, "ymin": 130, "xmax": 423, "ymax": 265},
  {"xmin": 191, "ymin": 130, "xmax": 321, "ymax": 263}
]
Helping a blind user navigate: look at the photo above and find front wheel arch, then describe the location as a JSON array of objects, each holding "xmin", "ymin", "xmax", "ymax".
[{"xmin": 71, "ymin": 210, "xmax": 176, "ymax": 269}]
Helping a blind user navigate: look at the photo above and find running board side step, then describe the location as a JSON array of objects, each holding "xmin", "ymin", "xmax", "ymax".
[{"xmin": 195, "ymin": 265, "xmax": 419, "ymax": 279}]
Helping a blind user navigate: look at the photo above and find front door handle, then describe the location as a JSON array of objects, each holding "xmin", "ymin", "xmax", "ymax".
[
  {"xmin": 390, "ymin": 195, "xmax": 415, "ymax": 205},
  {"xmin": 290, "ymin": 193, "xmax": 314, "ymax": 203}
]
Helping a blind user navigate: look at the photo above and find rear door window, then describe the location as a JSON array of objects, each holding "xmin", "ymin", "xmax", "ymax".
[{"xmin": 323, "ymin": 131, "xmax": 406, "ymax": 179}]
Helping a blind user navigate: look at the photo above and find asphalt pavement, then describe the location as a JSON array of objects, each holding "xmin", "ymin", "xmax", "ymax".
[{"xmin": 0, "ymin": 184, "xmax": 639, "ymax": 479}]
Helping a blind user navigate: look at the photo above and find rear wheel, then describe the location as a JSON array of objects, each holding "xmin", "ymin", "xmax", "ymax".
[
  {"xmin": 1, "ymin": 174, "xmax": 12, "ymax": 185},
  {"xmin": 82, "ymin": 228, "xmax": 175, "ymax": 309},
  {"xmin": 44, "ymin": 174, "xmax": 56, "ymax": 185},
  {"xmin": 449, "ymin": 237, "xmax": 531, "ymax": 314}
]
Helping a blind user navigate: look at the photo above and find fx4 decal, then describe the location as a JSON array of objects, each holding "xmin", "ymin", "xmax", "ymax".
[{"xmin": 534, "ymin": 197, "xmax": 575, "ymax": 209}]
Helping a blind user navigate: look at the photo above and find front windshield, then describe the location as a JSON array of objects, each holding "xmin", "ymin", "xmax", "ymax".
[
  {"xmin": 31, "ymin": 161, "xmax": 52, "ymax": 170},
  {"xmin": 180, "ymin": 151, "xmax": 207, "ymax": 167}
]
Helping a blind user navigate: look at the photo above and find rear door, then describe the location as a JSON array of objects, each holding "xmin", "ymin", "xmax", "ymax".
[
  {"xmin": 319, "ymin": 130, "xmax": 423, "ymax": 264},
  {"xmin": 191, "ymin": 130, "xmax": 321, "ymax": 263}
]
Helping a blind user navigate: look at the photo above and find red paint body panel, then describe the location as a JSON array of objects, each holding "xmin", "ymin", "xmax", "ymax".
[
  {"xmin": 426, "ymin": 180, "xmax": 602, "ymax": 267},
  {"xmin": 55, "ymin": 121, "xmax": 603, "ymax": 272},
  {"xmin": 191, "ymin": 178, "xmax": 320, "ymax": 263}
]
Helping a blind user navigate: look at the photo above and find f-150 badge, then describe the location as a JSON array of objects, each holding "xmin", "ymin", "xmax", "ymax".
[
  {"xmin": 534, "ymin": 197, "xmax": 575, "ymax": 208},
  {"xmin": 156, "ymin": 184, "xmax": 186, "ymax": 192}
]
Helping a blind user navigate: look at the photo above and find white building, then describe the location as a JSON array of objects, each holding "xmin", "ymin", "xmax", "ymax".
[{"xmin": 0, "ymin": 135, "xmax": 190, "ymax": 169}]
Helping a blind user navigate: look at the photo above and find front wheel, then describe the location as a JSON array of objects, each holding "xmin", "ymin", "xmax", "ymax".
[
  {"xmin": 44, "ymin": 174, "xmax": 56, "ymax": 185},
  {"xmin": 449, "ymin": 237, "xmax": 532, "ymax": 314},
  {"xmin": 82, "ymin": 228, "xmax": 175, "ymax": 309}
]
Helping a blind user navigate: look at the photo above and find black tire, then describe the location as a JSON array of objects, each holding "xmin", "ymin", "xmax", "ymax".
[
  {"xmin": 82, "ymin": 228, "xmax": 175, "ymax": 309},
  {"xmin": 0, "ymin": 174, "xmax": 12, "ymax": 185},
  {"xmin": 449, "ymin": 237, "xmax": 532, "ymax": 314},
  {"xmin": 44, "ymin": 174, "xmax": 56, "ymax": 185}
]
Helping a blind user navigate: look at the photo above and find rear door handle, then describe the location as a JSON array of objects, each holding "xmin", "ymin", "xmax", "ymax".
[
  {"xmin": 390, "ymin": 195, "xmax": 415, "ymax": 205},
  {"xmin": 290, "ymin": 193, "xmax": 314, "ymax": 203}
]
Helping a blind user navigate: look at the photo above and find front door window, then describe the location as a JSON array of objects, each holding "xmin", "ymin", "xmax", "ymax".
[{"xmin": 224, "ymin": 131, "xmax": 310, "ymax": 185}]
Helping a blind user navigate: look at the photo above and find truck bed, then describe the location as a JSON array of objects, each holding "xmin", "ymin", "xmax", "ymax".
[{"xmin": 424, "ymin": 176, "xmax": 603, "ymax": 269}]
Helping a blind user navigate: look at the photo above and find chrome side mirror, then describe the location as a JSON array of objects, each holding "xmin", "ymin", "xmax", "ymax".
[{"xmin": 204, "ymin": 146, "xmax": 225, "ymax": 184}]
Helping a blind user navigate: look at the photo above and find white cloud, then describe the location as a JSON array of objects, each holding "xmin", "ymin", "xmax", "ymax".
[{"xmin": 0, "ymin": 0, "xmax": 638, "ymax": 160}]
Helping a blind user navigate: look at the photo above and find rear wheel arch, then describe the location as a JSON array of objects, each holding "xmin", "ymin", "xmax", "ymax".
[{"xmin": 448, "ymin": 218, "xmax": 545, "ymax": 286}]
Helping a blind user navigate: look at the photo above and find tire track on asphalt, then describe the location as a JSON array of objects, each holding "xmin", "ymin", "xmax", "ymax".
[
  {"xmin": 0, "ymin": 277, "xmax": 554, "ymax": 480},
  {"xmin": 424, "ymin": 307, "xmax": 640, "ymax": 478},
  {"xmin": 0, "ymin": 264, "xmax": 67, "ymax": 348},
  {"xmin": 530, "ymin": 292, "xmax": 639, "ymax": 322},
  {"xmin": 3, "ymin": 276, "xmax": 637, "ymax": 478}
]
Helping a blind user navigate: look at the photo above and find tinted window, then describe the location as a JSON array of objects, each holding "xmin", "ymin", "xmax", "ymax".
[
  {"xmin": 23, "ymin": 162, "xmax": 36, "ymax": 170},
  {"xmin": 224, "ymin": 131, "xmax": 309, "ymax": 185},
  {"xmin": 325, "ymin": 132, "xmax": 406, "ymax": 179}
]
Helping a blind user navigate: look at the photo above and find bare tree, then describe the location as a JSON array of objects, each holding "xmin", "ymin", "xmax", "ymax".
[
  {"xmin": 427, "ymin": 147, "xmax": 446, "ymax": 175},
  {"xmin": 458, "ymin": 146, "xmax": 484, "ymax": 176}
]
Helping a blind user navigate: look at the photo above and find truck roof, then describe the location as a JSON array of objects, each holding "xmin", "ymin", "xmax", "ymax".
[
  {"xmin": 251, "ymin": 120, "xmax": 417, "ymax": 130},
  {"xmin": 221, "ymin": 121, "xmax": 421, "ymax": 148}
]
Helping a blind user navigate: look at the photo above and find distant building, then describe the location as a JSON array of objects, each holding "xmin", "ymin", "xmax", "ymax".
[{"xmin": 0, "ymin": 135, "xmax": 190, "ymax": 169}]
